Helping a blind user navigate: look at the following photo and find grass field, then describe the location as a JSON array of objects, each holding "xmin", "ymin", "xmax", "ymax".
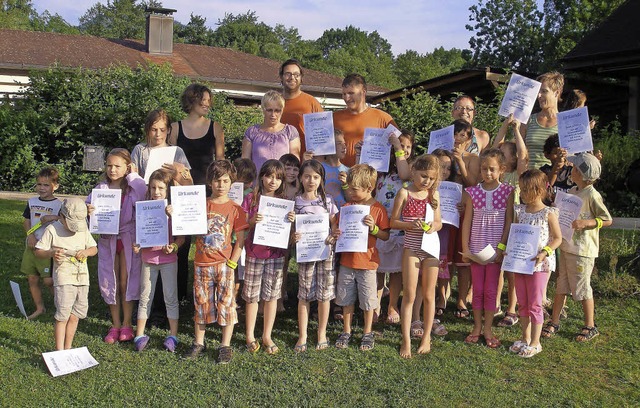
[{"xmin": 1, "ymin": 199, "xmax": 639, "ymax": 407}]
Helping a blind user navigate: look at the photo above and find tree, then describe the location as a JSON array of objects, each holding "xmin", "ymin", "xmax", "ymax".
[
  {"xmin": 210, "ymin": 11, "xmax": 287, "ymax": 59},
  {"xmin": 174, "ymin": 13, "xmax": 211, "ymax": 45},
  {"xmin": 394, "ymin": 48, "xmax": 470, "ymax": 86},
  {"xmin": 1, "ymin": 0, "xmax": 77, "ymax": 33},
  {"xmin": 78, "ymin": 0, "xmax": 161, "ymax": 39}
]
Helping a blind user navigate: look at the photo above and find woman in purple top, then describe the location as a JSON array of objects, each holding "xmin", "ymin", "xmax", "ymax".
[{"xmin": 242, "ymin": 90, "xmax": 301, "ymax": 171}]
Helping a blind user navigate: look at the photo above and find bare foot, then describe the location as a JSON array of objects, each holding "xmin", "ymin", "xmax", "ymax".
[
  {"xmin": 417, "ymin": 340, "xmax": 432, "ymax": 355},
  {"xmin": 277, "ymin": 300, "xmax": 285, "ymax": 313},
  {"xmin": 400, "ymin": 338, "xmax": 412, "ymax": 359},
  {"xmin": 27, "ymin": 309, "xmax": 45, "ymax": 320}
]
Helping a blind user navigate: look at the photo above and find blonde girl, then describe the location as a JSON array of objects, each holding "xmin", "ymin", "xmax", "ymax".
[
  {"xmin": 241, "ymin": 159, "xmax": 294, "ymax": 355},
  {"xmin": 391, "ymin": 154, "xmax": 442, "ymax": 358},
  {"xmin": 88, "ymin": 148, "xmax": 146, "ymax": 343}
]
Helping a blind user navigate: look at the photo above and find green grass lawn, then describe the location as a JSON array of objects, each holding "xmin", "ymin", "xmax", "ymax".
[{"xmin": 1, "ymin": 199, "xmax": 639, "ymax": 407}]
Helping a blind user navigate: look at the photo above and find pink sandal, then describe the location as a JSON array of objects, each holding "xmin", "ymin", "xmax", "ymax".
[
  {"xmin": 119, "ymin": 326, "xmax": 134, "ymax": 342},
  {"xmin": 104, "ymin": 327, "xmax": 120, "ymax": 344}
]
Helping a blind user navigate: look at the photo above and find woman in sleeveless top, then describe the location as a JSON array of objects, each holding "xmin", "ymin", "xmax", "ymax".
[{"xmin": 451, "ymin": 95, "xmax": 490, "ymax": 152}]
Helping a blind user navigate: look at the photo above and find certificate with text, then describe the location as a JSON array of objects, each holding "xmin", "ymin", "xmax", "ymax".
[
  {"xmin": 501, "ymin": 223, "xmax": 541, "ymax": 275},
  {"xmin": 144, "ymin": 146, "xmax": 177, "ymax": 183},
  {"xmin": 554, "ymin": 191, "xmax": 583, "ymax": 242},
  {"xmin": 304, "ymin": 111, "xmax": 336, "ymax": 155},
  {"xmin": 170, "ymin": 185, "xmax": 207, "ymax": 235},
  {"xmin": 135, "ymin": 200, "xmax": 168, "ymax": 248},
  {"xmin": 89, "ymin": 188, "xmax": 121, "ymax": 235},
  {"xmin": 228, "ymin": 182, "xmax": 244, "ymax": 205},
  {"xmin": 498, "ymin": 73, "xmax": 542, "ymax": 124},
  {"xmin": 438, "ymin": 181, "xmax": 463, "ymax": 227},
  {"xmin": 253, "ymin": 196, "xmax": 294, "ymax": 249},
  {"xmin": 427, "ymin": 125, "xmax": 455, "ymax": 153},
  {"xmin": 359, "ymin": 128, "xmax": 391, "ymax": 173},
  {"xmin": 558, "ymin": 106, "xmax": 593, "ymax": 154},
  {"xmin": 336, "ymin": 205, "xmax": 369, "ymax": 253},
  {"xmin": 43, "ymin": 347, "xmax": 99, "ymax": 377},
  {"xmin": 296, "ymin": 213, "xmax": 331, "ymax": 262},
  {"xmin": 420, "ymin": 204, "xmax": 440, "ymax": 258}
]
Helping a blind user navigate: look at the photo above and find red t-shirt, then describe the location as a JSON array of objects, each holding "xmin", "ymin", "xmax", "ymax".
[
  {"xmin": 195, "ymin": 199, "xmax": 249, "ymax": 266},
  {"xmin": 338, "ymin": 201, "xmax": 390, "ymax": 270}
]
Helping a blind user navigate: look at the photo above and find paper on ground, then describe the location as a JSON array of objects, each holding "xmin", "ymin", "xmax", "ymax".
[
  {"xmin": 42, "ymin": 347, "xmax": 99, "ymax": 377},
  {"xmin": 10, "ymin": 281, "xmax": 27, "ymax": 318}
]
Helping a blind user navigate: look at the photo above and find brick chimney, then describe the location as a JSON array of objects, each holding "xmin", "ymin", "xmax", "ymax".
[{"xmin": 145, "ymin": 7, "xmax": 176, "ymax": 55}]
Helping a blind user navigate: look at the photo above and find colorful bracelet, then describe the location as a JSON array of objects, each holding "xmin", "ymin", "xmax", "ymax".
[
  {"xmin": 171, "ymin": 243, "xmax": 179, "ymax": 253},
  {"xmin": 421, "ymin": 222, "xmax": 431, "ymax": 232},
  {"xmin": 394, "ymin": 150, "xmax": 405, "ymax": 157},
  {"xmin": 226, "ymin": 260, "xmax": 238, "ymax": 269},
  {"xmin": 497, "ymin": 243, "xmax": 507, "ymax": 251},
  {"xmin": 371, "ymin": 225, "xmax": 379, "ymax": 235},
  {"xmin": 542, "ymin": 246, "xmax": 553, "ymax": 257},
  {"xmin": 341, "ymin": 184, "xmax": 349, "ymax": 190},
  {"xmin": 595, "ymin": 217, "xmax": 603, "ymax": 229},
  {"xmin": 27, "ymin": 222, "xmax": 42, "ymax": 236}
]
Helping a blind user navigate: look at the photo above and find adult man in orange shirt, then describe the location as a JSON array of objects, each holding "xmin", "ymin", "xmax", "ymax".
[
  {"xmin": 333, "ymin": 74, "xmax": 397, "ymax": 167},
  {"xmin": 280, "ymin": 59, "xmax": 323, "ymax": 155}
]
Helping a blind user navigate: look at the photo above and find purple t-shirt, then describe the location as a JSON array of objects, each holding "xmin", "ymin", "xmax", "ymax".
[
  {"xmin": 244, "ymin": 124, "xmax": 299, "ymax": 172},
  {"xmin": 294, "ymin": 195, "xmax": 338, "ymax": 217}
]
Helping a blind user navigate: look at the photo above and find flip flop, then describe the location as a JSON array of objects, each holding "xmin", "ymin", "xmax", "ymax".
[
  {"xmin": 454, "ymin": 308, "xmax": 470, "ymax": 318},
  {"xmin": 316, "ymin": 341, "xmax": 330, "ymax": 350},
  {"xmin": 464, "ymin": 334, "xmax": 480, "ymax": 344},
  {"xmin": 265, "ymin": 344, "xmax": 280, "ymax": 355},
  {"xmin": 293, "ymin": 343, "xmax": 307, "ymax": 353},
  {"xmin": 246, "ymin": 340, "xmax": 260, "ymax": 353},
  {"xmin": 484, "ymin": 336, "xmax": 501, "ymax": 349}
]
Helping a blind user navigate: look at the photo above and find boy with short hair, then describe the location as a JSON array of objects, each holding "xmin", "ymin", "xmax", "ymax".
[
  {"xmin": 540, "ymin": 134, "xmax": 575, "ymax": 197},
  {"xmin": 183, "ymin": 160, "xmax": 249, "ymax": 364},
  {"xmin": 321, "ymin": 129, "xmax": 350, "ymax": 210},
  {"xmin": 22, "ymin": 167, "xmax": 63, "ymax": 319},
  {"xmin": 35, "ymin": 198, "xmax": 97, "ymax": 350},
  {"xmin": 543, "ymin": 153, "xmax": 612, "ymax": 342},
  {"xmin": 332, "ymin": 164, "xmax": 390, "ymax": 351}
]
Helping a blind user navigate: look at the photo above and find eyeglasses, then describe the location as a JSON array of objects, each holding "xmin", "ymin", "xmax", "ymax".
[
  {"xmin": 283, "ymin": 73, "xmax": 301, "ymax": 79},
  {"xmin": 453, "ymin": 106, "xmax": 474, "ymax": 112}
]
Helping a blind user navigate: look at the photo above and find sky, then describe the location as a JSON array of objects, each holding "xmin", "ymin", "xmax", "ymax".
[{"xmin": 31, "ymin": 0, "xmax": 482, "ymax": 56}]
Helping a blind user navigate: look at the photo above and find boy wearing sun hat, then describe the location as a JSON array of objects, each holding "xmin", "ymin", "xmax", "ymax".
[{"xmin": 35, "ymin": 198, "xmax": 97, "ymax": 350}]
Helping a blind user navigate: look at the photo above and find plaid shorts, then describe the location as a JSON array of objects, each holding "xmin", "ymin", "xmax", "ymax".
[
  {"xmin": 297, "ymin": 251, "xmax": 336, "ymax": 302},
  {"xmin": 242, "ymin": 256, "xmax": 285, "ymax": 303},
  {"xmin": 193, "ymin": 264, "xmax": 237, "ymax": 326}
]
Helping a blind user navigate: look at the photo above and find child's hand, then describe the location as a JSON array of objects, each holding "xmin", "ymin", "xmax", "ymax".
[
  {"xmin": 452, "ymin": 146, "xmax": 465, "ymax": 163},
  {"xmin": 127, "ymin": 162, "xmax": 138, "ymax": 174},
  {"xmin": 75, "ymin": 249, "xmax": 89, "ymax": 262},
  {"xmin": 287, "ymin": 211, "xmax": 295, "ymax": 223},
  {"xmin": 423, "ymin": 221, "xmax": 435, "ymax": 234},
  {"xmin": 165, "ymin": 204, "xmax": 173, "ymax": 217},
  {"xmin": 325, "ymin": 234, "xmax": 336, "ymax": 245},
  {"xmin": 354, "ymin": 141, "xmax": 363, "ymax": 155},
  {"xmin": 39, "ymin": 215, "xmax": 58, "ymax": 224},
  {"xmin": 26, "ymin": 234, "xmax": 37, "ymax": 249},
  {"xmin": 87, "ymin": 204, "xmax": 95, "ymax": 215},
  {"xmin": 331, "ymin": 228, "xmax": 342, "ymax": 239},
  {"xmin": 572, "ymin": 219, "xmax": 591, "ymax": 231},
  {"xmin": 363, "ymin": 215, "xmax": 375, "ymax": 230},
  {"xmin": 532, "ymin": 250, "xmax": 547, "ymax": 266},
  {"xmin": 493, "ymin": 251, "xmax": 504, "ymax": 263},
  {"xmin": 132, "ymin": 243, "xmax": 141, "ymax": 254},
  {"xmin": 389, "ymin": 134, "xmax": 401, "ymax": 150},
  {"xmin": 251, "ymin": 213, "xmax": 263, "ymax": 225},
  {"xmin": 338, "ymin": 171, "xmax": 347, "ymax": 185},
  {"xmin": 456, "ymin": 201, "xmax": 465, "ymax": 215},
  {"xmin": 162, "ymin": 244, "xmax": 174, "ymax": 255},
  {"xmin": 411, "ymin": 219, "xmax": 423, "ymax": 230},
  {"xmin": 302, "ymin": 150, "xmax": 314, "ymax": 162},
  {"xmin": 54, "ymin": 248, "xmax": 65, "ymax": 263},
  {"xmin": 589, "ymin": 119, "xmax": 597, "ymax": 130},
  {"xmin": 294, "ymin": 232, "xmax": 302, "ymax": 243}
]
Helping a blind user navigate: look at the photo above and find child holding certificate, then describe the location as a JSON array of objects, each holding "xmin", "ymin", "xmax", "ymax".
[
  {"xmin": 242, "ymin": 159, "xmax": 294, "ymax": 355},
  {"xmin": 279, "ymin": 153, "xmax": 301, "ymax": 312},
  {"xmin": 507, "ymin": 170, "xmax": 562, "ymax": 357},
  {"xmin": 390, "ymin": 154, "xmax": 442, "ymax": 358},
  {"xmin": 183, "ymin": 160, "xmax": 248, "ymax": 363},
  {"xmin": 331, "ymin": 164, "xmax": 390, "ymax": 351},
  {"xmin": 461, "ymin": 149, "xmax": 515, "ymax": 349},
  {"xmin": 88, "ymin": 148, "xmax": 146, "ymax": 344},
  {"xmin": 542, "ymin": 153, "xmax": 612, "ymax": 342},
  {"xmin": 132, "ymin": 169, "xmax": 185, "ymax": 353},
  {"xmin": 292, "ymin": 159, "xmax": 339, "ymax": 352}
]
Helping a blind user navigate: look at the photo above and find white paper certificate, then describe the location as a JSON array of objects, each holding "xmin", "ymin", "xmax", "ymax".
[
  {"xmin": 336, "ymin": 205, "xmax": 369, "ymax": 253},
  {"xmin": 228, "ymin": 182, "xmax": 244, "ymax": 205},
  {"xmin": 42, "ymin": 347, "xmax": 99, "ymax": 377},
  {"xmin": 144, "ymin": 146, "xmax": 177, "ymax": 183},
  {"xmin": 10, "ymin": 281, "xmax": 27, "ymax": 318},
  {"xmin": 89, "ymin": 189, "xmax": 121, "ymax": 235},
  {"xmin": 360, "ymin": 127, "xmax": 391, "ymax": 173},
  {"xmin": 501, "ymin": 223, "xmax": 541, "ymax": 275},
  {"xmin": 135, "ymin": 200, "xmax": 168, "ymax": 248},
  {"xmin": 170, "ymin": 185, "xmax": 207, "ymax": 236},
  {"xmin": 253, "ymin": 196, "xmax": 294, "ymax": 249},
  {"xmin": 554, "ymin": 191, "xmax": 583, "ymax": 242},
  {"xmin": 438, "ymin": 181, "xmax": 463, "ymax": 227},
  {"xmin": 304, "ymin": 111, "xmax": 336, "ymax": 155},
  {"xmin": 427, "ymin": 125, "xmax": 455, "ymax": 153},
  {"xmin": 296, "ymin": 213, "xmax": 330, "ymax": 262},
  {"xmin": 557, "ymin": 106, "xmax": 593, "ymax": 154},
  {"xmin": 498, "ymin": 73, "xmax": 542, "ymax": 124},
  {"xmin": 420, "ymin": 204, "xmax": 440, "ymax": 258}
]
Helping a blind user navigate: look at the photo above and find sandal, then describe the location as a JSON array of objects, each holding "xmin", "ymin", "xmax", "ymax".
[
  {"xmin": 316, "ymin": 341, "xmax": 330, "ymax": 351},
  {"xmin": 431, "ymin": 319, "xmax": 448, "ymax": 336},
  {"xmin": 435, "ymin": 307, "xmax": 445, "ymax": 317},
  {"xmin": 484, "ymin": 336, "xmax": 501, "ymax": 349},
  {"xmin": 518, "ymin": 344, "xmax": 542, "ymax": 358},
  {"xmin": 497, "ymin": 312, "xmax": 519, "ymax": 327},
  {"xmin": 454, "ymin": 308, "xmax": 470, "ymax": 318},
  {"xmin": 246, "ymin": 340, "xmax": 260, "ymax": 353},
  {"xmin": 294, "ymin": 343, "xmax": 307, "ymax": 353},
  {"xmin": 264, "ymin": 344, "xmax": 279, "ymax": 355},
  {"xmin": 104, "ymin": 327, "xmax": 120, "ymax": 344},
  {"xmin": 576, "ymin": 326, "xmax": 599, "ymax": 342},
  {"xmin": 359, "ymin": 332, "xmax": 375, "ymax": 351},
  {"xmin": 217, "ymin": 346, "xmax": 233, "ymax": 364},
  {"xmin": 541, "ymin": 321, "xmax": 559, "ymax": 338},
  {"xmin": 410, "ymin": 320, "xmax": 424, "ymax": 339},
  {"xmin": 464, "ymin": 334, "xmax": 480, "ymax": 344},
  {"xmin": 509, "ymin": 340, "xmax": 528, "ymax": 353},
  {"xmin": 335, "ymin": 332, "xmax": 351, "ymax": 349}
]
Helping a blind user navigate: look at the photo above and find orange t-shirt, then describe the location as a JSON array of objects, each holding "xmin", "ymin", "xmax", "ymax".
[
  {"xmin": 281, "ymin": 92, "xmax": 323, "ymax": 154},
  {"xmin": 338, "ymin": 201, "xmax": 390, "ymax": 270},
  {"xmin": 332, "ymin": 108, "xmax": 396, "ymax": 167},
  {"xmin": 195, "ymin": 199, "xmax": 249, "ymax": 266}
]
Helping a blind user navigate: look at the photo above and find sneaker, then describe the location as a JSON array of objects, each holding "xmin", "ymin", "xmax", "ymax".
[
  {"xmin": 163, "ymin": 335, "xmax": 179, "ymax": 353},
  {"xmin": 182, "ymin": 342, "xmax": 206, "ymax": 359},
  {"xmin": 134, "ymin": 335, "xmax": 150, "ymax": 352},
  {"xmin": 119, "ymin": 326, "xmax": 134, "ymax": 342},
  {"xmin": 217, "ymin": 346, "xmax": 233, "ymax": 364},
  {"xmin": 104, "ymin": 327, "xmax": 120, "ymax": 344}
]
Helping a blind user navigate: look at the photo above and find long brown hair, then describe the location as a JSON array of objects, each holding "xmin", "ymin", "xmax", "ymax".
[{"xmin": 252, "ymin": 159, "xmax": 286, "ymax": 208}]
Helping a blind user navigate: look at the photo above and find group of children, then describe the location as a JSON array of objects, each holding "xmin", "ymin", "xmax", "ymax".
[{"xmin": 21, "ymin": 110, "xmax": 611, "ymax": 362}]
